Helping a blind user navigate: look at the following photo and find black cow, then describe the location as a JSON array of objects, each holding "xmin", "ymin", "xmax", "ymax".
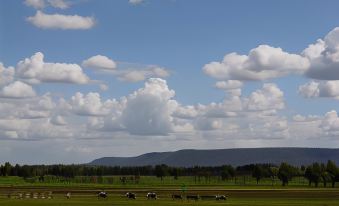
[
  {"xmin": 98, "ymin": 191, "xmax": 108, "ymax": 199},
  {"xmin": 186, "ymin": 195, "xmax": 199, "ymax": 201},
  {"xmin": 200, "ymin": 195, "xmax": 216, "ymax": 200},
  {"xmin": 172, "ymin": 194, "xmax": 183, "ymax": 200},
  {"xmin": 147, "ymin": 192, "xmax": 157, "ymax": 200},
  {"xmin": 216, "ymin": 195, "xmax": 227, "ymax": 200},
  {"xmin": 126, "ymin": 192, "xmax": 136, "ymax": 199}
]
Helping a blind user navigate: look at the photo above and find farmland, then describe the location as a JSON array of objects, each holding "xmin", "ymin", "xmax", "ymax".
[
  {"xmin": 0, "ymin": 187, "xmax": 339, "ymax": 206},
  {"xmin": 0, "ymin": 176, "xmax": 339, "ymax": 206}
]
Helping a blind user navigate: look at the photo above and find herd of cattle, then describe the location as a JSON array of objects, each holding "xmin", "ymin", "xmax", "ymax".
[
  {"xmin": 123, "ymin": 192, "xmax": 227, "ymax": 201},
  {"xmin": 7, "ymin": 192, "xmax": 53, "ymax": 199},
  {"xmin": 7, "ymin": 191, "xmax": 228, "ymax": 201}
]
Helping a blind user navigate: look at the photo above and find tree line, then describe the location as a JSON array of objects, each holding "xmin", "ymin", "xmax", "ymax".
[{"xmin": 0, "ymin": 161, "xmax": 339, "ymax": 187}]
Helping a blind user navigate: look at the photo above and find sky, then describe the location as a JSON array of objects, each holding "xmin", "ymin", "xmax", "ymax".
[{"xmin": 1, "ymin": 0, "xmax": 339, "ymax": 164}]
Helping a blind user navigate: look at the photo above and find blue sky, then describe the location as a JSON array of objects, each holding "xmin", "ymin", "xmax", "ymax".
[
  {"xmin": 1, "ymin": 0, "xmax": 339, "ymax": 107},
  {"xmin": 1, "ymin": 0, "xmax": 339, "ymax": 164}
]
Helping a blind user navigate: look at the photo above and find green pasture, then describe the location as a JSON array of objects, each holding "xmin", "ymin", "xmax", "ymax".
[
  {"xmin": 0, "ymin": 175, "xmax": 331, "ymax": 188},
  {"xmin": 0, "ymin": 176, "xmax": 339, "ymax": 205},
  {"xmin": 0, "ymin": 195, "xmax": 339, "ymax": 206}
]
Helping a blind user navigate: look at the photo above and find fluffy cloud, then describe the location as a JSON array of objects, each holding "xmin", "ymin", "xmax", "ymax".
[
  {"xmin": 0, "ymin": 81, "xmax": 36, "ymax": 98},
  {"xmin": 48, "ymin": 0, "xmax": 70, "ymax": 9},
  {"xmin": 70, "ymin": 92, "xmax": 116, "ymax": 116},
  {"xmin": 0, "ymin": 75, "xmax": 333, "ymax": 145},
  {"xmin": 0, "ymin": 119, "xmax": 31, "ymax": 131},
  {"xmin": 304, "ymin": 28, "xmax": 339, "ymax": 80},
  {"xmin": 50, "ymin": 115, "xmax": 67, "ymax": 126},
  {"xmin": 215, "ymin": 80, "xmax": 243, "ymax": 90},
  {"xmin": 82, "ymin": 55, "xmax": 117, "ymax": 70},
  {"xmin": 320, "ymin": 110, "xmax": 339, "ymax": 135},
  {"xmin": 121, "ymin": 78, "xmax": 177, "ymax": 135},
  {"xmin": 293, "ymin": 114, "xmax": 320, "ymax": 122},
  {"xmin": 194, "ymin": 118, "xmax": 222, "ymax": 131},
  {"xmin": 203, "ymin": 27, "xmax": 339, "ymax": 85},
  {"xmin": 99, "ymin": 84, "xmax": 109, "ymax": 91},
  {"xmin": 82, "ymin": 56, "xmax": 170, "ymax": 83},
  {"xmin": 203, "ymin": 45, "xmax": 309, "ymax": 81},
  {"xmin": 298, "ymin": 81, "xmax": 320, "ymax": 98},
  {"xmin": 245, "ymin": 83, "xmax": 284, "ymax": 111},
  {"xmin": 118, "ymin": 67, "xmax": 170, "ymax": 82},
  {"xmin": 25, "ymin": 0, "xmax": 70, "ymax": 9},
  {"xmin": 37, "ymin": 93, "xmax": 56, "ymax": 110},
  {"xmin": 24, "ymin": 0, "xmax": 45, "ymax": 9},
  {"xmin": 298, "ymin": 80, "xmax": 339, "ymax": 99},
  {"xmin": 199, "ymin": 96, "xmax": 242, "ymax": 118},
  {"xmin": 129, "ymin": 0, "xmax": 143, "ymax": 5},
  {"xmin": 0, "ymin": 93, "xmax": 54, "ymax": 119},
  {"xmin": 173, "ymin": 105, "xmax": 198, "ymax": 119},
  {"xmin": 27, "ymin": 11, "xmax": 95, "ymax": 30},
  {"xmin": 16, "ymin": 52, "xmax": 90, "ymax": 84},
  {"xmin": 0, "ymin": 63, "xmax": 15, "ymax": 86},
  {"xmin": 215, "ymin": 80, "xmax": 243, "ymax": 96},
  {"xmin": 86, "ymin": 78, "xmax": 178, "ymax": 135}
]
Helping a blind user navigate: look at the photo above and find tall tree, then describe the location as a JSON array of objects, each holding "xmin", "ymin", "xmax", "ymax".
[
  {"xmin": 326, "ymin": 160, "xmax": 338, "ymax": 188},
  {"xmin": 252, "ymin": 165, "xmax": 264, "ymax": 184},
  {"xmin": 278, "ymin": 162, "xmax": 296, "ymax": 186}
]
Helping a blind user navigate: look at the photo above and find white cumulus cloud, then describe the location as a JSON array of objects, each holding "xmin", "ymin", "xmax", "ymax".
[
  {"xmin": 203, "ymin": 45, "xmax": 309, "ymax": 81},
  {"xmin": 70, "ymin": 92, "xmax": 116, "ymax": 116},
  {"xmin": 129, "ymin": 0, "xmax": 143, "ymax": 5},
  {"xmin": 246, "ymin": 83, "xmax": 284, "ymax": 111},
  {"xmin": 118, "ymin": 67, "xmax": 170, "ymax": 82},
  {"xmin": 82, "ymin": 55, "xmax": 117, "ymax": 70},
  {"xmin": 50, "ymin": 115, "xmax": 67, "ymax": 126},
  {"xmin": 0, "ymin": 63, "xmax": 15, "ymax": 86},
  {"xmin": 24, "ymin": 0, "xmax": 45, "ymax": 9},
  {"xmin": 320, "ymin": 110, "xmax": 339, "ymax": 135},
  {"xmin": 16, "ymin": 52, "xmax": 90, "ymax": 84},
  {"xmin": 120, "ymin": 78, "xmax": 177, "ymax": 135},
  {"xmin": 48, "ymin": 0, "xmax": 70, "ymax": 9},
  {"xmin": 25, "ymin": 0, "xmax": 70, "ymax": 9},
  {"xmin": 298, "ymin": 80, "xmax": 339, "ymax": 99},
  {"xmin": 304, "ymin": 27, "xmax": 339, "ymax": 80},
  {"xmin": 27, "ymin": 11, "xmax": 95, "ymax": 30},
  {"xmin": 0, "ymin": 81, "xmax": 36, "ymax": 98}
]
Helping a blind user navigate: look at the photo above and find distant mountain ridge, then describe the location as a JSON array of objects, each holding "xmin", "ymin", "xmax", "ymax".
[{"xmin": 89, "ymin": 148, "xmax": 339, "ymax": 167}]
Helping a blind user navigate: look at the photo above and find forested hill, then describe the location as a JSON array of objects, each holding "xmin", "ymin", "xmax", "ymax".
[{"xmin": 89, "ymin": 148, "xmax": 339, "ymax": 167}]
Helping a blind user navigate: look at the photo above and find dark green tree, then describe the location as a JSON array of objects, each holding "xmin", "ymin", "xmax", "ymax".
[
  {"xmin": 278, "ymin": 162, "xmax": 296, "ymax": 186},
  {"xmin": 252, "ymin": 165, "xmax": 264, "ymax": 184},
  {"xmin": 326, "ymin": 160, "xmax": 338, "ymax": 188},
  {"xmin": 154, "ymin": 164, "xmax": 168, "ymax": 181}
]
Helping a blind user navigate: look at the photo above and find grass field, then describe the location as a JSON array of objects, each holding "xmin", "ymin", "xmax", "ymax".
[
  {"xmin": 0, "ymin": 175, "xmax": 329, "ymax": 188},
  {"xmin": 0, "ymin": 176, "xmax": 338, "ymax": 205},
  {"xmin": 1, "ymin": 197, "xmax": 339, "ymax": 206},
  {"xmin": 1, "ymin": 191, "xmax": 339, "ymax": 206},
  {"xmin": 1, "ymin": 186, "xmax": 339, "ymax": 206}
]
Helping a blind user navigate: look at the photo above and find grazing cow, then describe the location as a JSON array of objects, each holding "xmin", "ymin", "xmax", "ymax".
[
  {"xmin": 186, "ymin": 195, "xmax": 199, "ymax": 201},
  {"xmin": 39, "ymin": 193, "xmax": 46, "ymax": 199},
  {"xmin": 146, "ymin": 192, "xmax": 157, "ymax": 200},
  {"xmin": 216, "ymin": 195, "xmax": 227, "ymax": 200},
  {"xmin": 200, "ymin": 195, "xmax": 216, "ymax": 200},
  {"xmin": 47, "ymin": 191, "xmax": 53, "ymax": 199},
  {"xmin": 65, "ymin": 192, "xmax": 71, "ymax": 199},
  {"xmin": 172, "ymin": 194, "xmax": 183, "ymax": 200},
  {"xmin": 126, "ymin": 192, "xmax": 136, "ymax": 199},
  {"xmin": 98, "ymin": 191, "xmax": 108, "ymax": 199},
  {"xmin": 33, "ymin": 193, "xmax": 38, "ymax": 199},
  {"xmin": 17, "ymin": 193, "xmax": 23, "ymax": 199},
  {"xmin": 25, "ymin": 193, "xmax": 31, "ymax": 199}
]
